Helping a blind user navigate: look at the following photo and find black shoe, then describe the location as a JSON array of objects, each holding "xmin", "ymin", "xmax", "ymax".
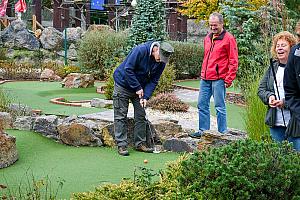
[
  {"xmin": 189, "ymin": 131, "xmax": 204, "ymax": 138},
  {"xmin": 118, "ymin": 146, "xmax": 129, "ymax": 156},
  {"xmin": 135, "ymin": 144, "xmax": 154, "ymax": 153}
]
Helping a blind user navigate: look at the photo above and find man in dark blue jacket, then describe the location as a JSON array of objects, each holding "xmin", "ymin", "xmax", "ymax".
[{"xmin": 113, "ymin": 41, "xmax": 174, "ymax": 156}]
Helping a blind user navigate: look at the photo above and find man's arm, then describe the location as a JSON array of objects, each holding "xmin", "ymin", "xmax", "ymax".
[
  {"xmin": 143, "ymin": 64, "xmax": 166, "ymax": 100},
  {"xmin": 225, "ymin": 36, "xmax": 238, "ymax": 87},
  {"xmin": 124, "ymin": 47, "xmax": 143, "ymax": 92}
]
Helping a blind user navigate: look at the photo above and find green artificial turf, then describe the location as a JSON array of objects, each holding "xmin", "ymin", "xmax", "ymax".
[
  {"xmin": 0, "ymin": 130, "xmax": 179, "ymax": 199},
  {"xmin": 190, "ymin": 102, "xmax": 246, "ymax": 131},
  {"xmin": 0, "ymin": 81, "xmax": 107, "ymax": 116},
  {"xmin": 175, "ymin": 80, "xmax": 241, "ymax": 93}
]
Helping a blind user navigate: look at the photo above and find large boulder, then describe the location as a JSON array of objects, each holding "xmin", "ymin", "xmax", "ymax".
[
  {"xmin": 62, "ymin": 27, "xmax": 85, "ymax": 43},
  {"xmin": 32, "ymin": 115, "xmax": 58, "ymax": 139},
  {"xmin": 40, "ymin": 68, "xmax": 61, "ymax": 81},
  {"xmin": 0, "ymin": 20, "xmax": 40, "ymax": 50},
  {"xmin": 0, "ymin": 131, "xmax": 18, "ymax": 169},
  {"xmin": 0, "ymin": 112, "xmax": 12, "ymax": 129},
  {"xmin": 40, "ymin": 27, "xmax": 63, "ymax": 50},
  {"xmin": 61, "ymin": 73, "xmax": 94, "ymax": 88},
  {"xmin": 57, "ymin": 121, "xmax": 102, "ymax": 147}
]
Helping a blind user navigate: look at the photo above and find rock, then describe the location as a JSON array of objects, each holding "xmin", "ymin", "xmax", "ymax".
[
  {"xmin": 61, "ymin": 73, "xmax": 94, "ymax": 88},
  {"xmin": 13, "ymin": 116, "xmax": 34, "ymax": 131},
  {"xmin": 0, "ymin": 112, "xmax": 12, "ymax": 129},
  {"xmin": 40, "ymin": 27, "xmax": 63, "ymax": 50},
  {"xmin": 163, "ymin": 137, "xmax": 200, "ymax": 152},
  {"xmin": 40, "ymin": 68, "xmax": 61, "ymax": 81},
  {"xmin": 57, "ymin": 43, "xmax": 77, "ymax": 61},
  {"xmin": 33, "ymin": 115, "xmax": 58, "ymax": 139},
  {"xmin": 197, "ymin": 129, "xmax": 247, "ymax": 150},
  {"xmin": 152, "ymin": 119, "xmax": 182, "ymax": 140},
  {"xmin": 0, "ymin": 131, "xmax": 18, "ymax": 169},
  {"xmin": 62, "ymin": 27, "xmax": 85, "ymax": 43},
  {"xmin": 0, "ymin": 20, "xmax": 40, "ymax": 50},
  {"xmin": 90, "ymin": 98, "xmax": 113, "ymax": 108},
  {"xmin": 58, "ymin": 123, "xmax": 102, "ymax": 147}
]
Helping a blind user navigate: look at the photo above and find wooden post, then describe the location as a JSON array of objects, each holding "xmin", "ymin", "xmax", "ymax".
[
  {"xmin": 32, "ymin": 14, "xmax": 37, "ymax": 32},
  {"xmin": 53, "ymin": 0, "xmax": 62, "ymax": 30}
]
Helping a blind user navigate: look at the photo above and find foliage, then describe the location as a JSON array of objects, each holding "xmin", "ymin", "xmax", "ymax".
[
  {"xmin": 77, "ymin": 30, "xmax": 127, "ymax": 80},
  {"xmin": 148, "ymin": 93, "xmax": 189, "ymax": 112},
  {"xmin": 179, "ymin": 0, "xmax": 268, "ymax": 21},
  {"xmin": 153, "ymin": 64, "xmax": 176, "ymax": 96},
  {"xmin": 128, "ymin": 0, "xmax": 166, "ymax": 49},
  {"xmin": 221, "ymin": 0, "xmax": 295, "ymax": 93},
  {"xmin": 0, "ymin": 88, "xmax": 12, "ymax": 113},
  {"xmin": 1, "ymin": 172, "xmax": 65, "ymax": 199},
  {"xmin": 72, "ymin": 155, "xmax": 189, "ymax": 200},
  {"xmin": 178, "ymin": 139, "xmax": 300, "ymax": 200},
  {"xmin": 0, "ymin": 48, "xmax": 8, "ymax": 60},
  {"xmin": 0, "ymin": 61, "xmax": 40, "ymax": 80},
  {"xmin": 168, "ymin": 41, "xmax": 204, "ymax": 79},
  {"xmin": 244, "ymin": 78, "xmax": 270, "ymax": 141}
]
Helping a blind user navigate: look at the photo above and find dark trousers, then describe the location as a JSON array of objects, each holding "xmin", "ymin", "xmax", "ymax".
[{"xmin": 113, "ymin": 84, "xmax": 146, "ymax": 147}]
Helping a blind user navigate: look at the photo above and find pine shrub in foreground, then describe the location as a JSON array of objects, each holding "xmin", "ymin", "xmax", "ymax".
[{"xmin": 178, "ymin": 139, "xmax": 300, "ymax": 200}]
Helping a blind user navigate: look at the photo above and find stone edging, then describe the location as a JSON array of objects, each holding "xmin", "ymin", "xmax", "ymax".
[{"xmin": 50, "ymin": 97, "xmax": 91, "ymax": 107}]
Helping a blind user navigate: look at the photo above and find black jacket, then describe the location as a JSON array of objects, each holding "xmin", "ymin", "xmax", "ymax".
[
  {"xmin": 284, "ymin": 43, "xmax": 300, "ymax": 137},
  {"xmin": 258, "ymin": 60, "xmax": 285, "ymax": 127}
]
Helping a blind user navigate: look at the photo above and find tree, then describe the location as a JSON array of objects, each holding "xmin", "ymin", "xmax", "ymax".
[
  {"xmin": 179, "ymin": 0, "xmax": 268, "ymax": 21},
  {"xmin": 127, "ymin": 0, "xmax": 166, "ymax": 48}
]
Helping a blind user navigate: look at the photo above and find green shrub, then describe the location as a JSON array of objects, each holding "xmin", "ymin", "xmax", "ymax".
[
  {"xmin": 0, "ymin": 88, "xmax": 12, "ymax": 113},
  {"xmin": 148, "ymin": 93, "xmax": 189, "ymax": 112},
  {"xmin": 178, "ymin": 139, "xmax": 300, "ymax": 200},
  {"xmin": 72, "ymin": 155, "xmax": 188, "ymax": 200},
  {"xmin": 244, "ymin": 78, "xmax": 270, "ymax": 141},
  {"xmin": 0, "ymin": 48, "xmax": 8, "ymax": 60},
  {"xmin": 168, "ymin": 41, "xmax": 203, "ymax": 79},
  {"xmin": 153, "ymin": 63, "xmax": 176, "ymax": 96},
  {"xmin": 77, "ymin": 30, "xmax": 127, "ymax": 79}
]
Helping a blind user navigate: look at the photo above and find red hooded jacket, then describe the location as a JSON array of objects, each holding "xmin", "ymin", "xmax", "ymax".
[{"xmin": 201, "ymin": 30, "xmax": 238, "ymax": 85}]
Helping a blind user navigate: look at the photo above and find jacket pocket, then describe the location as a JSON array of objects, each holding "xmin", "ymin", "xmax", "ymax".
[{"xmin": 265, "ymin": 107, "xmax": 276, "ymax": 127}]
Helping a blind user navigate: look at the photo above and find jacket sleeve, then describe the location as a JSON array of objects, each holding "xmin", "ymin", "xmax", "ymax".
[
  {"xmin": 224, "ymin": 36, "xmax": 238, "ymax": 85},
  {"xmin": 258, "ymin": 66, "xmax": 275, "ymax": 105},
  {"xmin": 124, "ymin": 47, "xmax": 143, "ymax": 92},
  {"xmin": 284, "ymin": 49, "xmax": 300, "ymax": 115},
  {"xmin": 143, "ymin": 64, "xmax": 166, "ymax": 100}
]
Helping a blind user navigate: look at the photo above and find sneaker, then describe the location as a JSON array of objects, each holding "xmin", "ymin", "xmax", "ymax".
[
  {"xmin": 189, "ymin": 131, "xmax": 204, "ymax": 138},
  {"xmin": 118, "ymin": 146, "xmax": 129, "ymax": 156},
  {"xmin": 135, "ymin": 144, "xmax": 154, "ymax": 153}
]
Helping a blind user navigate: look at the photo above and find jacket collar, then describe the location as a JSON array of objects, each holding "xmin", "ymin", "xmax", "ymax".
[{"xmin": 209, "ymin": 29, "xmax": 227, "ymax": 40}]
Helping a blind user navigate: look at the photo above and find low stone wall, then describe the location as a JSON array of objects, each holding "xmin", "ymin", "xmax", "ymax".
[{"xmin": 10, "ymin": 111, "xmax": 247, "ymax": 152}]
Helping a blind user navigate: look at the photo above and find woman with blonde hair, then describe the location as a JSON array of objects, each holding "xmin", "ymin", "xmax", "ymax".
[{"xmin": 258, "ymin": 31, "xmax": 298, "ymax": 150}]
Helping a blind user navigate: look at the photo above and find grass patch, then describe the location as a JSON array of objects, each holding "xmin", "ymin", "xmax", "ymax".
[
  {"xmin": 0, "ymin": 130, "xmax": 179, "ymax": 199},
  {"xmin": 0, "ymin": 81, "xmax": 106, "ymax": 116},
  {"xmin": 190, "ymin": 102, "xmax": 246, "ymax": 131},
  {"xmin": 175, "ymin": 80, "xmax": 241, "ymax": 93}
]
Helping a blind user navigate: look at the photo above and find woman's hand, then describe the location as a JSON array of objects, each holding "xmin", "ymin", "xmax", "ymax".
[{"xmin": 269, "ymin": 95, "xmax": 284, "ymax": 108}]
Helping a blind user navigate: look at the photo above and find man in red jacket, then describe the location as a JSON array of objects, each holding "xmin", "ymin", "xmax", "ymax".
[{"xmin": 190, "ymin": 12, "xmax": 238, "ymax": 138}]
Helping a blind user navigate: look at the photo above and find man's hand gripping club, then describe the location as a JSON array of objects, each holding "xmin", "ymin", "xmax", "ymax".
[{"xmin": 136, "ymin": 89, "xmax": 147, "ymax": 108}]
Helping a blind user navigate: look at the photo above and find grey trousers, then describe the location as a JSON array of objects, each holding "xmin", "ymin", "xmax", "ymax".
[{"xmin": 113, "ymin": 84, "xmax": 146, "ymax": 147}]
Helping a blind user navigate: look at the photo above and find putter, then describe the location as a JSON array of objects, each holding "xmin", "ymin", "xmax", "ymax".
[{"xmin": 142, "ymin": 100, "xmax": 160, "ymax": 153}]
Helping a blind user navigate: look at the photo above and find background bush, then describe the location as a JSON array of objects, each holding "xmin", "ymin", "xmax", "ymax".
[
  {"xmin": 153, "ymin": 63, "xmax": 176, "ymax": 96},
  {"xmin": 148, "ymin": 93, "xmax": 189, "ymax": 112},
  {"xmin": 168, "ymin": 41, "xmax": 203, "ymax": 80},
  {"xmin": 178, "ymin": 139, "xmax": 300, "ymax": 200},
  {"xmin": 77, "ymin": 30, "xmax": 127, "ymax": 80}
]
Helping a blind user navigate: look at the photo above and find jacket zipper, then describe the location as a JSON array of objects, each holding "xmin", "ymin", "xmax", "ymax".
[
  {"xmin": 204, "ymin": 40, "xmax": 215, "ymax": 79},
  {"xmin": 216, "ymin": 64, "xmax": 219, "ymax": 79}
]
